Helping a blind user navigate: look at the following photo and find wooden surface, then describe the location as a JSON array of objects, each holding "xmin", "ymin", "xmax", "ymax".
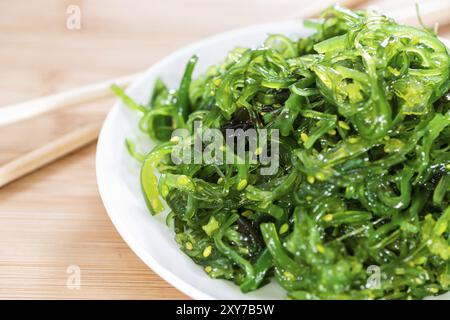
[{"xmin": 0, "ymin": 0, "xmax": 449, "ymax": 300}]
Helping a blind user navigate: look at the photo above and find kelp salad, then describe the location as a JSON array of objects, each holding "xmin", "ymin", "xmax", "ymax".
[{"xmin": 113, "ymin": 6, "xmax": 450, "ymax": 299}]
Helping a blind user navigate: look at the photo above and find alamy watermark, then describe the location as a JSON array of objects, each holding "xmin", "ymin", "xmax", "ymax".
[
  {"xmin": 66, "ymin": 5, "xmax": 81, "ymax": 30},
  {"xmin": 171, "ymin": 121, "xmax": 279, "ymax": 175},
  {"xmin": 366, "ymin": 265, "xmax": 381, "ymax": 290},
  {"xmin": 66, "ymin": 265, "xmax": 81, "ymax": 290}
]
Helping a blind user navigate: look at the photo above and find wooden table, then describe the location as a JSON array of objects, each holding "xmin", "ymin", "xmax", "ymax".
[{"xmin": 1, "ymin": 0, "xmax": 449, "ymax": 299}]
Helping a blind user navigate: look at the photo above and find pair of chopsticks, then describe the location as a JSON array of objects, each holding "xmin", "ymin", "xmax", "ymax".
[
  {"xmin": 0, "ymin": 74, "xmax": 139, "ymax": 187},
  {"xmin": 0, "ymin": 0, "xmax": 449, "ymax": 188}
]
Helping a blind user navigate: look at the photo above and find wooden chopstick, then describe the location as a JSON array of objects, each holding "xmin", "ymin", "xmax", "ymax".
[
  {"xmin": 0, "ymin": 73, "xmax": 140, "ymax": 127},
  {"xmin": 0, "ymin": 123, "xmax": 101, "ymax": 188},
  {"xmin": 1, "ymin": 1, "xmax": 450, "ymax": 189},
  {"xmin": 0, "ymin": 73, "xmax": 139, "ymax": 188}
]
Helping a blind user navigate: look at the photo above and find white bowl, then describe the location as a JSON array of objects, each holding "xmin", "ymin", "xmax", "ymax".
[{"xmin": 96, "ymin": 21, "xmax": 450, "ymax": 300}]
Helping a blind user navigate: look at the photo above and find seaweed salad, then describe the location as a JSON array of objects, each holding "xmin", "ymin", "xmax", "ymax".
[{"xmin": 113, "ymin": 6, "xmax": 450, "ymax": 299}]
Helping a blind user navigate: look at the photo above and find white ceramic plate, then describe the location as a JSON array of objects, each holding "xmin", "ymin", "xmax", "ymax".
[{"xmin": 96, "ymin": 21, "xmax": 450, "ymax": 300}]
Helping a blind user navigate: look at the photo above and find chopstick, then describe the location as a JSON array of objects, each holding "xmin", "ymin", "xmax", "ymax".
[
  {"xmin": 0, "ymin": 123, "xmax": 101, "ymax": 188},
  {"xmin": 0, "ymin": 74, "xmax": 138, "ymax": 188},
  {"xmin": 1, "ymin": 2, "xmax": 450, "ymax": 189},
  {"xmin": 0, "ymin": 73, "xmax": 140, "ymax": 127}
]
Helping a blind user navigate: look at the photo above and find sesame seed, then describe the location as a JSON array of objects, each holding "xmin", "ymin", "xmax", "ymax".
[
  {"xmin": 300, "ymin": 132, "xmax": 309, "ymax": 143},
  {"xmin": 315, "ymin": 172, "xmax": 326, "ymax": 181},
  {"xmin": 283, "ymin": 271, "xmax": 295, "ymax": 281},
  {"xmin": 279, "ymin": 224, "xmax": 289, "ymax": 234},
  {"xmin": 237, "ymin": 179, "xmax": 248, "ymax": 191},
  {"xmin": 203, "ymin": 246, "xmax": 212, "ymax": 258},
  {"xmin": 241, "ymin": 210, "xmax": 252, "ymax": 218},
  {"xmin": 348, "ymin": 137, "xmax": 359, "ymax": 144},
  {"xmin": 177, "ymin": 175, "xmax": 191, "ymax": 186},
  {"xmin": 338, "ymin": 121, "xmax": 350, "ymax": 130}
]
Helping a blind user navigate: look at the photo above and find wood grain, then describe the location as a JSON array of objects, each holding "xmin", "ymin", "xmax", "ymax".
[
  {"xmin": 0, "ymin": 123, "xmax": 102, "ymax": 188},
  {"xmin": 0, "ymin": 0, "xmax": 449, "ymax": 300}
]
